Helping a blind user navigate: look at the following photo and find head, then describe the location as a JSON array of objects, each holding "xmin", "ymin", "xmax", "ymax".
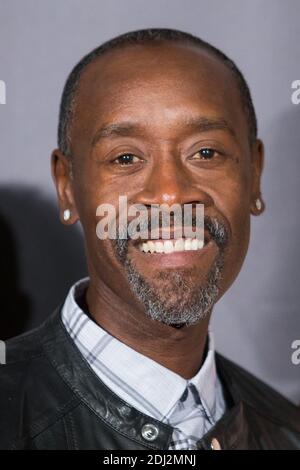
[{"xmin": 51, "ymin": 28, "xmax": 264, "ymax": 328}]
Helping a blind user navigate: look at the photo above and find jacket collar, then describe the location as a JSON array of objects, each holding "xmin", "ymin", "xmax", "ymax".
[
  {"xmin": 41, "ymin": 306, "xmax": 253, "ymax": 450},
  {"xmin": 61, "ymin": 277, "xmax": 222, "ymax": 423}
]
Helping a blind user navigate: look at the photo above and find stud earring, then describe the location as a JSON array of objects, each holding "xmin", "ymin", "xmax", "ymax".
[
  {"xmin": 255, "ymin": 198, "xmax": 262, "ymax": 211},
  {"xmin": 63, "ymin": 209, "xmax": 71, "ymax": 221}
]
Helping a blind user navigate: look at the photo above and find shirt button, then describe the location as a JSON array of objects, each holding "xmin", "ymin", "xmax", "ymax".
[
  {"xmin": 141, "ymin": 423, "xmax": 159, "ymax": 442},
  {"xmin": 211, "ymin": 437, "xmax": 222, "ymax": 450}
]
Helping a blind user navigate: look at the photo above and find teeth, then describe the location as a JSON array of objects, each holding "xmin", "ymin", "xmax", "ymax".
[
  {"xmin": 164, "ymin": 240, "xmax": 173, "ymax": 253},
  {"xmin": 184, "ymin": 239, "xmax": 191, "ymax": 250},
  {"xmin": 191, "ymin": 239, "xmax": 198, "ymax": 250},
  {"xmin": 174, "ymin": 238, "xmax": 185, "ymax": 251},
  {"xmin": 148, "ymin": 241, "xmax": 155, "ymax": 253},
  {"xmin": 197, "ymin": 238, "xmax": 204, "ymax": 250},
  {"xmin": 155, "ymin": 241, "xmax": 164, "ymax": 253},
  {"xmin": 139, "ymin": 238, "xmax": 204, "ymax": 254}
]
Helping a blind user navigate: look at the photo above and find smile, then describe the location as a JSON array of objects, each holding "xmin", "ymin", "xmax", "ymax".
[{"xmin": 138, "ymin": 237, "xmax": 204, "ymax": 254}]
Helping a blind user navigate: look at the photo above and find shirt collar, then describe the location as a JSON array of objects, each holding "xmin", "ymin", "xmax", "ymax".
[{"xmin": 62, "ymin": 277, "xmax": 220, "ymax": 421}]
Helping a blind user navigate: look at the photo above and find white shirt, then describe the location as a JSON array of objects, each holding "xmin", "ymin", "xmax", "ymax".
[{"xmin": 61, "ymin": 278, "xmax": 226, "ymax": 450}]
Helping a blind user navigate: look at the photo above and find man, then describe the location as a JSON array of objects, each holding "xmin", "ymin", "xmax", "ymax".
[{"xmin": 0, "ymin": 28, "xmax": 299, "ymax": 450}]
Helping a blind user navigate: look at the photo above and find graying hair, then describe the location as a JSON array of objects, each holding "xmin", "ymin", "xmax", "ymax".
[{"xmin": 112, "ymin": 216, "xmax": 228, "ymax": 327}]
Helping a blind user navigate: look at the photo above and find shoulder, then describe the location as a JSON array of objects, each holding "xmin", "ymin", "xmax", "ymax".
[
  {"xmin": 0, "ymin": 310, "xmax": 79, "ymax": 449},
  {"xmin": 0, "ymin": 320, "xmax": 49, "ymax": 397},
  {"xmin": 216, "ymin": 352, "xmax": 300, "ymax": 433}
]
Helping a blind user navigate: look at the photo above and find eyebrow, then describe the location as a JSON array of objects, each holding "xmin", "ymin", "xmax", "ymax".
[{"xmin": 91, "ymin": 116, "xmax": 238, "ymax": 147}]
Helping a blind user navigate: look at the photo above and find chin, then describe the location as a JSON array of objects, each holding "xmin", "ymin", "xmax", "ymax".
[{"xmin": 125, "ymin": 260, "xmax": 223, "ymax": 327}]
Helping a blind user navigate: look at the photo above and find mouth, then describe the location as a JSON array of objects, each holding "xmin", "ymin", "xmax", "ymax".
[
  {"xmin": 128, "ymin": 232, "xmax": 215, "ymax": 268},
  {"xmin": 138, "ymin": 237, "xmax": 205, "ymax": 254}
]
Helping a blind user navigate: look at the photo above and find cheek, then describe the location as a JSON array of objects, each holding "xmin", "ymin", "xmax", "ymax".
[
  {"xmin": 220, "ymin": 221, "xmax": 250, "ymax": 296},
  {"xmin": 213, "ymin": 158, "xmax": 252, "ymax": 225},
  {"xmin": 228, "ymin": 170, "xmax": 252, "ymax": 255},
  {"xmin": 72, "ymin": 161, "xmax": 118, "ymax": 224},
  {"xmin": 231, "ymin": 210, "xmax": 251, "ymax": 257},
  {"xmin": 218, "ymin": 198, "xmax": 251, "ymax": 295},
  {"xmin": 211, "ymin": 167, "xmax": 252, "ymax": 291},
  {"xmin": 72, "ymin": 165, "xmax": 131, "ymax": 262},
  {"xmin": 228, "ymin": 174, "xmax": 252, "ymax": 254}
]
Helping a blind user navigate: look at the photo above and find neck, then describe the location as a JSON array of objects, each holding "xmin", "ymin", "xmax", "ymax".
[{"xmin": 84, "ymin": 277, "xmax": 211, "ymax": 380}]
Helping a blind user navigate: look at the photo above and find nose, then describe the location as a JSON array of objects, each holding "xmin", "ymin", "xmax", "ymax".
[{"xmin": 135, "ymin": 155, "xmax": 213, "ymax": 208}]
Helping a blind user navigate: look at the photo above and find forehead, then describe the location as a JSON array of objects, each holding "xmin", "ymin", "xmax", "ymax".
[{"xmin": 71, "ymin": 42, "xmax": 248, "ymax": 148}]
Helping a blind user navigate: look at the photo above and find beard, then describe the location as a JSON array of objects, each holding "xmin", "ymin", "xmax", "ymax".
[
  {"xmin": 125, "ymin": 254, "xmax": 224, "ymax": 327},
  {"xmin": 111, "ymin": 217, "xmax": 228, "ymax": 328}
]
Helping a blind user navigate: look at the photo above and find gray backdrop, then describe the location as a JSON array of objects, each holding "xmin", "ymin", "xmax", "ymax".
[{"xmin": 0, "ymin": 0, "xmax": 299, "ymax": 404}]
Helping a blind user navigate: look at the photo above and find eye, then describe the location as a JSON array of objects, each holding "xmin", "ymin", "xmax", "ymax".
[
  {"xmin": 113, "ymin": 154, "xmax": 140, "ymax": 165},
  {"xmin": 191, "ymin": 148, "xmax": 218, "ymax": 160}
]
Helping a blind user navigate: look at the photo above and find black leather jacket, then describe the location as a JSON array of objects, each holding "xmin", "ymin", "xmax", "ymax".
[{"xmin": 0, "ymin": 307, "xmax": 299, "ymax": 450}]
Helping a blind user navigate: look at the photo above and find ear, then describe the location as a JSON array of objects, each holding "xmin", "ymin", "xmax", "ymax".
[
  {"xmin": 250, "ymin": 139, "xmax": 265, "ymax": 216},
  {"xmin": 51, "ymin": 149, "xmax": 79, "ymax": 224}
]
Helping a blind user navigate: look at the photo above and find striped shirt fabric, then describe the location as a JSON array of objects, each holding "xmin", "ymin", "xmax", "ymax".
[{"xmin": 61, "ymin": 278, "xmax": 226, "ymax": 450}]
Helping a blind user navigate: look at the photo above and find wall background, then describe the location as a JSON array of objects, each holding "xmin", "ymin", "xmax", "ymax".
[{"xmin": 0, "ymin": 0, "xmax": 299, "ymax": 403}]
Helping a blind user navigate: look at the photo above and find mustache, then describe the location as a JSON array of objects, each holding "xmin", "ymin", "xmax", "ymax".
[
  {"xmin": 115, "ymin": 215, "xmax": 229, "ymax": 250},
  {"xmin": 204, "ymin": 216, "xmax": 229, "ymax": 248}
]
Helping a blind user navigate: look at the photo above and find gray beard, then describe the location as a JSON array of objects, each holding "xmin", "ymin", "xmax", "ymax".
[{"xmin": 112, "ymin": 238, "xmax": 225, "ymax": 328}]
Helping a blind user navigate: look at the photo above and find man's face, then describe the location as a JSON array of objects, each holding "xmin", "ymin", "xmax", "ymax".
[{"xmin": 53, "ymin": 42, "xmax": 263, "ymax": 326}]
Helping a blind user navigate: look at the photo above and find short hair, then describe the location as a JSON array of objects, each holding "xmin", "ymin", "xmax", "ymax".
[{"xmin": 58, "ymin": 28, "xmax": 257, "ymax": 158}]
